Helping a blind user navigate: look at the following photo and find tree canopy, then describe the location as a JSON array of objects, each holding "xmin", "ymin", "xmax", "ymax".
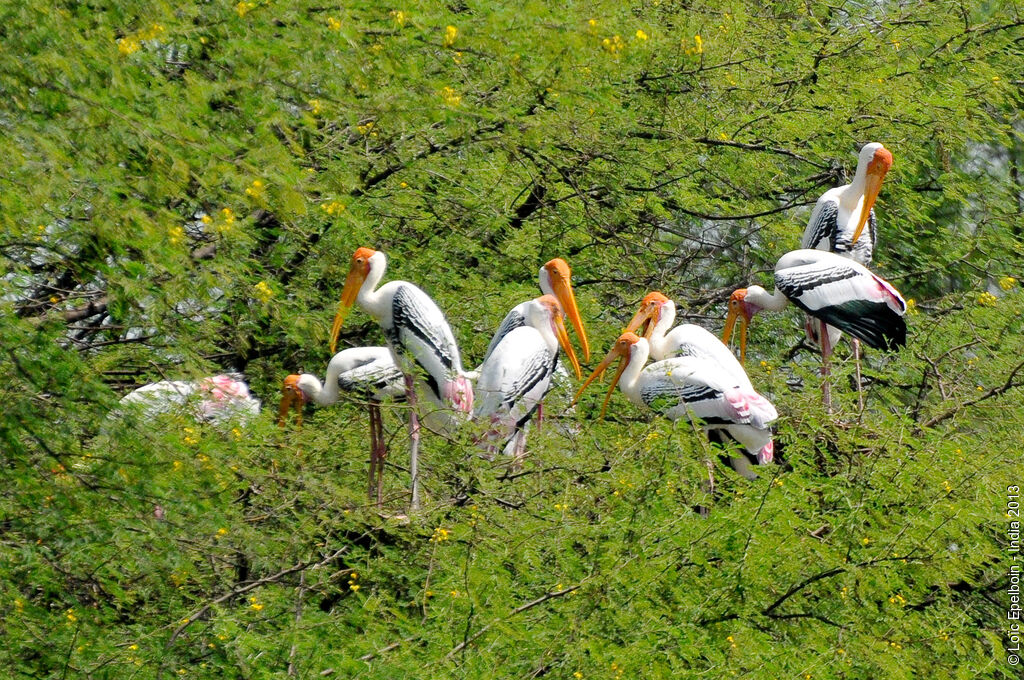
[{"xmin": 1, "ymin": 0, "xmax": 1022, "ymax": 677}]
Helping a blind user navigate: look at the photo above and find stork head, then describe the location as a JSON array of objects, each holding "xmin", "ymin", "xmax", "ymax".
[
  {"xmin": 624, "ymin": 291, "xmax": 671, "ymax": 340},
  {"xmin": 535, "ymin": 294, "xmax": 582, "ymax": 379},
  {"xmin": 541, "ymin": 258, "xmax": 590, "ymax": 362},
  {"xmin": 278, "ymin": 374, "xmax": 307, "ymax": 428},
  {"xmin": 722, "ymin": 289, "xmax": 757, "ymax": 364},
  {"xmin": 331, "ymin": 247, "xmax": 378, "ymax": 353},
  {"xmin": 573, "ymin": 332, "xmax": 643, "ymax": 420},
  {"xmin": 851, "ymin": 143, "xmax": 893, "ymax": 246}
]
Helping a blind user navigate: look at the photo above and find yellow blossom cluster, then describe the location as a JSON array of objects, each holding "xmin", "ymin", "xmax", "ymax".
[
  {"xmin": 610, "ymin": 662, "xmax": 624, "ymax": 679},
  {"xmin": 759, "ymin": 359, "xmax": 773, "ymax": 373},
  {"xmin": 34, "ymin": 224, "xmax": 45, "ymax": 242},
  {"xmin": 888, "ymin": 593, "xmax": 906, "ymax": 606},
  {"xmin": 253, "ymin": 281, "xmax": 274, "ymax": 303},
  {"xmin": 681, "ymin": 34, "xmax": 703, "ymax": 55},
  {"xmin": 236, "ymin": 2, "xmax": 255, "ymax": 18},
  {"xmin": 390, "ymin": 10, "xmax": 408, "ymax": 27},
  {"xmin": 905, "ymin": 298, "xmax": 918, "ymax": 315},
  {"xmin": 203, "ymin": 208, "xmax": 237, "ymax": 235},
  {"xmin": 553, "ymin": 502, "xmax": 569, "ymax": 511},
  {"xmin": 727, "ymin": 634, "xmax": 737, "ymax": 648},
  {"xmin": 356, "ymin": 121, "xmax": 376, "ymax": 136},
  {"xmin": 635, "ymin": 29, "xmax": 649, "ymax": 41},
  {"xmin": 602, "ymin": 35, "xmax": 624, "ymax": 54},
  {"xmin": 430, "ymin": 527, "xmax": 450, "ymax": 542},
  {"xmin": 439, "ymin": 86, "xmax": 462, "ymax": 106},
  {"xmin": 244, "ymin": 179, "xmax": 264, "ymax": 199},
  {"xmin": 169, "ymin": 226, "xmax": 184, "ymax": 245},
  {"xmin": 999, "ymin": 276, "xmax": 1017, "ymax": 290},
  {"xmin": 308, "ymin": 99, "xmax": 323, "ymax": 116},
  {"xmin": 977, "ymin": 291, "xmax": 997, "ymax": 307},
  {"xmin": 326, "ymin": 17, "xmax": 341, "ymax": 31},
  {"xmin": 443, "ymin": 25, "xmax": 458, "ymax": 48},
  {"xmin": 249, "ymin": 596, "xmax": 263, "ymax": 611},
  {"xmin": 348, "ymin": 571, "xmax": 360, "ymax": 591},
  {"xmin": 321, "ymin": 201, "xmax": 346, "ymax": 216},
  {"xmin": 117, "ymin": 23, "xmax": 165, "ymax": 56},
  {"xmin": 183, "ymin": 427, "xmax": 198, "ymax": 446}
]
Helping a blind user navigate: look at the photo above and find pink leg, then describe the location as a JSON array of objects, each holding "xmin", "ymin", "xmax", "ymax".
[
  {"xmin": 853, "ymin": 338, "xmax": 864, "ymax": 414},
  {"xmin": 819, "ymin": 319, "xmax": 833, "ymax": 412},
  {"xmin": 404, "ymin": 374, "xmax": 421, "ymax": 511},
  {"xmin": 535, "ymin": 402, "xmax": 543, "ymax": 432},
  {"xmin": 367, "ymin": 404, "xmax": 379, "ymax": 502}
]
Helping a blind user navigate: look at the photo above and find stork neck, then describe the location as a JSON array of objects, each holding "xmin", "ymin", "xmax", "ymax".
[
  {"xmin": 746, "ymin": 285, "xmax": 789, "ymax": 313},
  {"xmin": 356, "ymin": 252, "xmax": 389, "ymax": 318},
  {"xmin": 538, "ymin": 266, "xmax": 552, "ymax": 297},
  {"xmin": 618, "ymin": 339, "xmax": 650, "ymax": 405},
  {"xmin": 647, "ymin": 301, "xmax": 677, "ymax": 359}
]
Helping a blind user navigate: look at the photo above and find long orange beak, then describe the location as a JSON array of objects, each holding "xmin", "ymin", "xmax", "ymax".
[
  {"xmin": 722, "ymin": 305, "xmax": 748, "ymax": 364},
  {"xmin": 851, "ymin": 149, "xmax": 892, "ymax": 245},
  {"xmin": 278, "ymin": 375, "xmax": 305, "ymax": 428},
  {"xmin": 573, "ymin": 336, "xmax": 634, "ymax": 419},
  {"xmin": 546, "ymin": 259, "xmax": 590, "ymax": 362},
  {"xmin": 552, "ymin": 310, "xmax": 582, "ymax": 379},
  {"xmin": 330, "ymin": 265, "xmax": 367, "ymax": 354}
]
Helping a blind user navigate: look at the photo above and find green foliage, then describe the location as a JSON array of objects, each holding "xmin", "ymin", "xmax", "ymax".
[{"xmin": 1, "ymin": 0, "xmax": 1022, "ymax": 677}]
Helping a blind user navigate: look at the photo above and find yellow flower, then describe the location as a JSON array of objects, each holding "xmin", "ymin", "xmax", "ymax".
[
  {"xmin": 439, "ymin": 86, "xmax": 462, "ymax": 106},
  {"xmin": 574, "ymin": 673, "xmax": 583, "ymax": 679},
  {"xmin": 200, "ymin": 214, "xmax": 213, "ymax": 225},
  {"xmin": 350, "ymin": 584, "xmax": 360, "ymax": 591},
  {"xmin": 601, "ymin": 35, "xmax": 624, "ymax": 54},
  {"xmin": 236, "ymin": 2, "xmax": 255, "ymax": 18},
  {"xmin": 356, "ymin": 121, "xmax": 375, "ymax": 135},
  {"xmin": 635, "ymin": 29, "xmax": 648, "ymax": 41},
  {"xmin": 443, "ymin": 25, "xmax": 458, "ymax": 48},
  {"xmin": 390, "ymin": 10, "xmax": 408, "ymax": 27},
  {"xmin": 128, "ymin": 644, "xmax": 138, "ymax": 651},
  {"xmin": 308, "ymin": 99, "xmax": 323, "ymax": 116},
  {"xmin": 169, "ymin": 226, "xmax": 184, "ymax": 245},
  {"xmin": 430, "ymin": 527, "xmax": 450, "ymax": 542},
  {"xmin": 999, "ymin": 276, "xmax": 1017, "ymax": 291},
  {"xmin": 249, "ymin": 596, "xmax": 263, "ymax": 610},
  {"xmin": 244, "ymin": 179, "xmax": 264, "ymax": 198},
  {"xmin": 891, "ymin": 39, "xmax": 901, "ymax": 50},
  {"xmin": 117, "ymin": 37, "xmax": 141, "ymax": 56},
  {"xmin": 905, "ymin": 298, "xmax": 918, "ymax": 315},
  {"xmin": 221, "ymin": 207, "xmax": 235, "ymax": 224},
  {"xmin": 861, "ymin": 537, "xmax": 870, "ymax": 546},
  {"xmin": 253, "ymin": 281, "xmax": 274, "ymax": 303},
  {"xmin": 321, "ymin": 201, "xmax": 346, "ymax": 215},
  {"xmin": 231, "ymin": 427, "xmax": 242, "ymax": 440},
  {"xmin": 977, "ymin": 291, "xmax": 997, "ymax": 307},
  {"xmin": 217, "ymin": 528, "xmax": 228, "ymax": 536},
  {"xmin": 66, "ymin": 609, "xmax": 77, "ymax": 622},
  {"xmin": 449, "ymin": 589, "xmax": 459, "ymax": 596},
  {"xmin": 694, "ymin": 34, "xmax": 703, "ymax": 53},
  {"xmin": 326, "ymin": 17, "xmax": 341, "ymax": 31}
]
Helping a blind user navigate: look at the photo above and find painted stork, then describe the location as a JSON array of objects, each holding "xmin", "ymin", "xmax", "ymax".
[
  {"xmin": 278, "ymin": 347, "xmax": 404, "ymax": 505},
  {"xmin": 623, "ymin": 291, "xmax": 777, "ymax": 477},
  {"xmin": 574, "ymin": 333, "xmax": 777, "ymax": 482},
  {"xmin": 801, "ymin": 142, "xmax": 894, "ymax": 408},
  {"xmin": 474, "ymin": 295, "xmax": 582, "ymax": 460},
  {"xmin": 723, "ymin": 249, "xmax": 907, "ymax": 409},
  {"xmin": 330, "ymin": 247, "xmax": 474, "ymax": 510},
  {"xmin": 118, "ymin": 374, "xmax": 260, "ymax": 426},
  {"xmin": 480, "ymin": 258, "xmax": 590, "ymax": 432}
]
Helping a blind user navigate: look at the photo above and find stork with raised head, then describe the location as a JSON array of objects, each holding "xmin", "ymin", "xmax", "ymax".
[
  {"xmin": 801, "ymin": 142, "xmax": 893, "ymax": 407},
  {"xmin": 624, "ymin": 291, "xmax": 776, "ymax": 477},
  {"xmin": 574, "ymin": 333, "xmax": 777, "ymax": 482},
  {"xmin": 330, "ymin": 247, "xmax": 474, "ymax": 511},
  {"xmin": 119, "ymin": 374, "xmax": 261, "ymax": 426},
  {"xmin": 480, "ymin": 258, "xmax": 590, "ymax": 431},
  {"xmin": 278, "ymin": 347, "xmax": 404, "ymax": 506},
  {"xmin": 474, "ymin": 295, "xmax": 582, "ymax": 461},
  {"xmin": 723, "ymin": 249, "xmax": 907, "ymax": 409}
]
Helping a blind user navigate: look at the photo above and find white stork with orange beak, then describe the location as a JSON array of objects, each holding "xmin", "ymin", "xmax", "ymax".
[
  {"xmin": 723, "ymin": 249, "xmax": 907, "ymax": 409},
  {"xmin": 624, "ymin": 292, "xmax": 777, "ymax": 477},
  {"xmin": 574, "ymin": 333, "xmax": 777, "ymax": 479},
  {"xmin": 801, "ymin": 143, "xmax": 893, "ymax": 406},
  {"xmin": 278, "ymin": 347, "xmax": 404, "ymax": 506},
  {"xmin": 330, "ymin": 247, "xmax": 474, "ymax": 510},
  {"xmin": 474, "ymin": 295, "xmax": 582, "ymax": 460}
]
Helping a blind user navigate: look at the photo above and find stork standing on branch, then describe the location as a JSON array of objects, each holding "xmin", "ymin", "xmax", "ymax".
[{"xmin": 330, "ymin": 247, "xmax": 474, "ymax": 511}]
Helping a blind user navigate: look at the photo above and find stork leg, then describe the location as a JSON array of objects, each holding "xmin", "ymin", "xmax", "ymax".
[
  {"xmin": 374, "ymin": 402, "xmax": 387, "ymax": 508},
  {"xmin": 535, "ymin": 402, "xmax": 543, "ymax": 432},
  {"xmin": 853, "ymin": 338, "xmax": 864, "ymax": 414},
  {"xmin": 819, "ymin": 319, "xmax": 833, "ymax": 412},
  {"xmin": 367, "ymin": 403, "xmax": 379, "ymax": 503},
  {"xmin": 403, "ymin": 374, "xmax": 421, "ymax": 511}
]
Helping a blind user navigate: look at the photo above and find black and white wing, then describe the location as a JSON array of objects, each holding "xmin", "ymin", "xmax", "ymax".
[
  {"xmin": 775, "ymin": 250, "xmax": 906, "ymax": 350},
  {"xmin": 388, "ymin": 284, "xmax": 463, "ymax": 399},
  {"xmin": 482, "ymin": 303, "xmax": 529, "ymax": 364},
  {"xmin": 801, "ymin": 195, "xmax": 840, "ymax": 253}
]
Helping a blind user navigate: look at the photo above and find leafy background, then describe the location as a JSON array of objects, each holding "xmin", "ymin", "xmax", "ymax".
[{"xmin": 1, "ymin": 0, "xmax": 1022, "ymax": 677}]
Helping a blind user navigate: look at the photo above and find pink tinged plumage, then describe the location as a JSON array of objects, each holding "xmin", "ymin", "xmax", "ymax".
[{"xmin": 444, "ymin": 375, "xmax": 475, "ymax": 413}]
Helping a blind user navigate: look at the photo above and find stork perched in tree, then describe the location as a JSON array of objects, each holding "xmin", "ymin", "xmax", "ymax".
[
  {"xmin": 330, "ymin": 247, "xmax": 474, "ymax": 511},
  {"xmin": 624, "ymin": 292, "xmax": 777, "ymax": 478},
  {"xmin": 278, "ymin": 347, "xmax": 404, "ymax": 506},
  {"xmin": 574, "ymin": 333, "xmax": 777, "ymax": 486},
  {"xmin": 801, "ymin": 142, "xmax": 893, "ymax": 408},
  {"xmin": 473, "ymin": 295, "xmax": 582, "ymax": 461},
  {"xmin": 723, "ymin": 249, "xmax": 907, "ymax": 409},
  {"xmin": 118, "ymin": 374, "xmax": 260, "ymax": 426},
  {"xmin": 480, "ymin": 258, "xmax": 590, "ymax": 432}
]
